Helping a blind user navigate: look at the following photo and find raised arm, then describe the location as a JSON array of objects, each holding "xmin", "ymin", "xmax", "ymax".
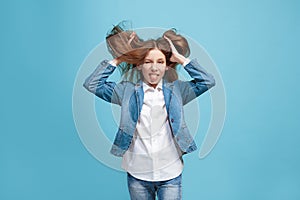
[
  {"xmin": 83, "ymin": 59, "xmax": 124, "ymax": 105},
  {"xmin": 178, "ymin": 59, "xmax": 215, "ymax": 105},
  {"xmin": 164, "ymin": 36, "xmax": 215, "ymax": 105}
]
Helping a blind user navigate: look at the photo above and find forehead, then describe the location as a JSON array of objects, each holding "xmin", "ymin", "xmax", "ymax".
[{"xmin": 145, "ymin": 49, "xmax": 166, "ymax": 60}]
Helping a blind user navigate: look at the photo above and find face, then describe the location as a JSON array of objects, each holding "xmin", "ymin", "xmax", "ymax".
[{"xmin": 138, "ymin": 48, "xmax": 169, "ymax": 88}]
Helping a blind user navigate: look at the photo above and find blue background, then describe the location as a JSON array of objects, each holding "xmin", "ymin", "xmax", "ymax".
[{"xmin": 1, "ymin": 0, "xmax": 300, "ymax": 199}]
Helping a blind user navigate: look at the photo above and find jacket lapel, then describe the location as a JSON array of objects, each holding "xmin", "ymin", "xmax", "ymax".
[
  {"xmin": 163, "ymin": 79, "xmax": 173, "ymax": 113},
  {"xmin": 135, "ymin": 80, "xmax": 144, "ymax": 114}
]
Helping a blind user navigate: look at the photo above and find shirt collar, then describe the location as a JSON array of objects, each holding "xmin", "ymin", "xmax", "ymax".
[{"xmin": 143, "ymin": 79, "xmax": 163, "ymax": 92}]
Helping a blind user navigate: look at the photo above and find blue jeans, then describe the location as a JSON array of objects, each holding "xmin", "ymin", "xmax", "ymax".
[{"xmin": 127, "ymin": 173, "xmax": 182, "ymax": 200}]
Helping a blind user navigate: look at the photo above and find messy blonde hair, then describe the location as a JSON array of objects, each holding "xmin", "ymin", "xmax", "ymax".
[{"xmin": 106, "ymin": 21, "xmax": 190, "ymax": 83}]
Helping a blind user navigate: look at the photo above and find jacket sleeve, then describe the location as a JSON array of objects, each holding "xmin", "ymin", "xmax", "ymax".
[
  {"xmin": 83, "ymin": 59, "xmax": 124, "ymax": 105},
  {"xmin": 178, "ymin": 58, "xmax": 216, "ymax": 105}
]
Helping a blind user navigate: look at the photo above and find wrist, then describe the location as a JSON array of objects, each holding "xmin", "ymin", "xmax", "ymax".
[
  {"xmin": 109, "ymin": 59, "xmax": 118, "ymax": 67},
  {"xmin": 182, "ymin": 58, "xmax": 191, "ymax": 66},
  {"xmin": 176, "ymin": 54, "xmax": 188, "ymax": 65},
  {"xmin": 112, "ymin": 58, "xmax": 120, "ymax": 66}
]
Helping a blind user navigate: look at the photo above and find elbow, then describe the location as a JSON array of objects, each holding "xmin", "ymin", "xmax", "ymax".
[
  {"xmin": 83, "ymin": 79, "xmax": 95, "ymax": 93},
  {"xmin": 207, "ymin": 74, "xmax": 216, "ymax": 89},
  {"xmin": 83, "ymin": 80, "xmax": 88, "ymax": 90},
  {"xmin": 83, "ymin": 79, "xmax": 90, "ymax": 90}
]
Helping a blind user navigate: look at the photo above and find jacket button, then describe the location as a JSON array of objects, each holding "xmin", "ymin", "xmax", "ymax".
[{"xmin": 171, "ymin": 118, "xmax": 174, "ymax": 123}]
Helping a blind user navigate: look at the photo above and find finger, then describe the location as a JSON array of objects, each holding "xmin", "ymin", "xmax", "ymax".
[
  {"xmin": 164, "ymin": 36, "xmax": 172, "ymax": 45},
  {"xmin": 164, "ymin": 36, "xmax": 176, "ymax": 50},
  {"xmin": 130, "ymin": 32, "xmax": 136, "ymax": 39},
  {"xmin": 164, "ymin": 36, "xmax": 178, "ymax": 54},
  {"xmin": 127, "ymin": 32, "xmax": 136, "ymax": 45}
]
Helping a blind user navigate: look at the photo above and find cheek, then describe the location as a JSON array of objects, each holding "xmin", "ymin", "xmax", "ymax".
[
  {"xmin": 161, "ymin": 66, "xmax": 168, "ymax": 74},
  {"xmin": 140, "ymin": 69, "xmax": 149, "ymax": 78}
]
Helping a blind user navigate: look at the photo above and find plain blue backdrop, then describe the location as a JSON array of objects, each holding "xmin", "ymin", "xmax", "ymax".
[{"xmin": 1, "ymin": 0, "xmax": 300, "ymax": 199}]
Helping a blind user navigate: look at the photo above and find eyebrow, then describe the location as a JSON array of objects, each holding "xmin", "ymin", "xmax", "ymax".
[{"xmin": 144, "ymin": 58, "xmax": 165, "ymax": 61}]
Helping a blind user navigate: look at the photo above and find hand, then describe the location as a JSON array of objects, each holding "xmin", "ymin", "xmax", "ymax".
[
  {"xmin": 112, "ymin": 32, "xmax": 136, "ymax": 66},
  {"xmin": 164, "ymin": 36, "xmax": 188, "ymax": 65}
]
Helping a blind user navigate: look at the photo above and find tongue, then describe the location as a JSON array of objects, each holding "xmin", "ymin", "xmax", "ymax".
[{"xmin": 150, "ymin": 74, "xmax": 157, "ymax": 82}]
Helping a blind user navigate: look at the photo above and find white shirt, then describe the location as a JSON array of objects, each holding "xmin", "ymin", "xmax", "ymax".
[{"xmin": 122, "ymin": 79, "xmax": 184, "ymax": 181}]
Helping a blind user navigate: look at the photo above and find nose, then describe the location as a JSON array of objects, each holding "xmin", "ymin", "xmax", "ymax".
[{"xmin": 150, "ymin": 64, "xmax": 158, "ymax": 71}]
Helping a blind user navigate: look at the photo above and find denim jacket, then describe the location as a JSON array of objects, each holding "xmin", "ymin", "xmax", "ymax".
[{"xmin": 83, "ymin": 59, "xmax": 215, "ymax": 157}]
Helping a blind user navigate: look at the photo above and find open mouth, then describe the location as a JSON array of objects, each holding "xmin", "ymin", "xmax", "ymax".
[{"xmin": 149, "ymin": 73, "xmax": 159, "ymax": 82}]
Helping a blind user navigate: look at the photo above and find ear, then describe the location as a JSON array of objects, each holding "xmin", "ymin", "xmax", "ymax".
[
  {"xmin": 165, "ymin": 66, "xmax": 169, "ymax": 71},
  {"xmin": 137, "ymin": 64, "xmax": 142, "ymax": 70}
]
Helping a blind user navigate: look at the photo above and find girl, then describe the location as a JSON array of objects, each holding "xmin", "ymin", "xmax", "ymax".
[{"xmin": 83, "ymin": 21, "xmax": 215, "ymax": 200}]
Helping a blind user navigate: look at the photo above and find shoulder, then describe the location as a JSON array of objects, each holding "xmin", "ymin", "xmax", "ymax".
[
  {"xmin": 114, "ymin": 80, "xmax": 136, "ymax": 92},
  {"xmin": 118, "ymin": 80, "xmax": 136, "ymax": 87}
]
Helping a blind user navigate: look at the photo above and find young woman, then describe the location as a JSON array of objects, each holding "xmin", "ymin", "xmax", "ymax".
[{"xmin": 83, "ymin": 21, "xmax": 215, "ymax": 200}]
